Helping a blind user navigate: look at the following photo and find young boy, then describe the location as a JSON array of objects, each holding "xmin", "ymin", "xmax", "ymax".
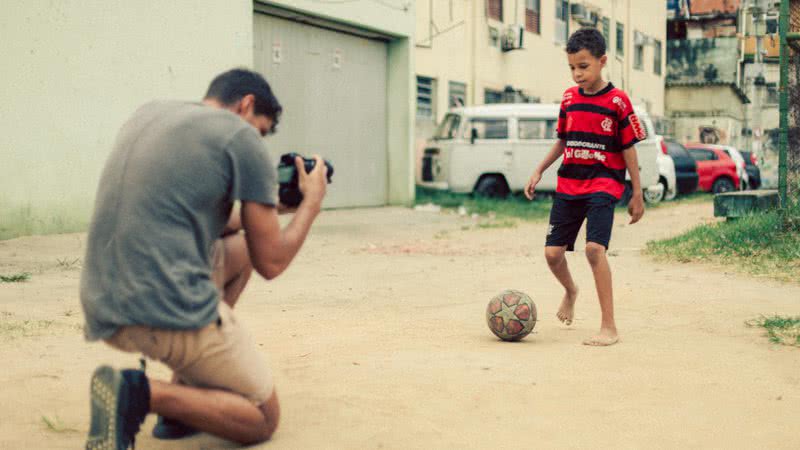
[{"xmin": 524, "ymin": 28, "xmax": 646, "ymax": 346}]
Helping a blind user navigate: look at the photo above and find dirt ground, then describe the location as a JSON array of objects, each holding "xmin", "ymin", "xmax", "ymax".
[{"xmin": 1, "ymin": 201, "xmax": 798, "ymax": 449}]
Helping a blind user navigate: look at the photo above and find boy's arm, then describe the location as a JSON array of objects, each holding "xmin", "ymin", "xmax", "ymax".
[
  {"xmin": 622, "ymin": 146, "xmax": 644, "ymax": 224},
  {"xmin": 524, "ymin": 140, "xmax": 565, "ymax": 200}
]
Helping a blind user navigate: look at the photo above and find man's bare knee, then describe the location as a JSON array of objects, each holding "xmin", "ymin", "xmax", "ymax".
[
  {"xmin": 585, "ymin": 243, "xmax": 606, "ymax": 266},
  {"xmin": 545, "ymin": 247, "xmax": 566, "ymax": 268}
]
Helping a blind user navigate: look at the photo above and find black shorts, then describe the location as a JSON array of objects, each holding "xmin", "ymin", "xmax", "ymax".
[{"xmin": 545, "ymin": 195, "xmax": 618, "ymax": 251}]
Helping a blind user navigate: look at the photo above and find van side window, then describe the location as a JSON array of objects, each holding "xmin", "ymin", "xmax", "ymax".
[
  {"xmin": 518, "ymin": 119, "xmax": 558, "ymax": 140},
  {"xmin": 464, "ymin": 119, "xmax": 509, "ymax": 140},
  {"xmin": 518, "ymin": 119, "xmax": 545, "ymax": 139}
]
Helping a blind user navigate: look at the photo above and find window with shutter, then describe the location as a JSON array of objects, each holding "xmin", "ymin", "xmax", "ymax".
[{"xmin": 487, "ymin": 0, "xmax": 503, "ymax": 21}]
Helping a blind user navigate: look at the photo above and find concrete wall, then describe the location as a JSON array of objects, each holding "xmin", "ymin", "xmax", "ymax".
[
  {"xmin": 1, "ymin": 0, "xmax": 253, "ymax": 239},
  {"xmin": 666, "ymin": 84, "xmax": 746, "ymax": 146}
]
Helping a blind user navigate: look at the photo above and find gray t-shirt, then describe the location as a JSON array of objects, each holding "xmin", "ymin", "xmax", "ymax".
[{"xmin": 80, "ymin": 100, "xmax": 277, "ymax": 341}]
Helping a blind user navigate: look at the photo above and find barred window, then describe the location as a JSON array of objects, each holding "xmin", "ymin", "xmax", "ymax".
[
  {"xmin": 449, "ymin": 81, "xmax": 467, "ymax": 108},
  {"xmin": 416, "ymin": 76, "xmax": 436, "ymax": 119},
  {"xmin": 654, "ymin": 39, "xmax": 662, "ymax": 75},
  {"xmin": 616, "ymin": 22, "xmax": 625, "ymax": 55}
]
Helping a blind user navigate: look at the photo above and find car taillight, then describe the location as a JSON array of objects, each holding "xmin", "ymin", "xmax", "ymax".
[
  {"xmin": 750, "ymin": 153, "xmax": 758, "ymax": 166},
  {"xmin": 660, "ymin": 140, "xmax": 668, "ymax": 155}
]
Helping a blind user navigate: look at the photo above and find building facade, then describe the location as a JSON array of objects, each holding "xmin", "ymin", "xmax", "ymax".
[
  {"xmin": 414, "ymin": 0, "xmax": 667, "ymax": 142},
  {"xmin": 665, "ymin": 0, "xmax": 780, "ymax": 154},
  {"xmin": 1, "ymin": 0, "xmax": 416, "ymax": 239}
]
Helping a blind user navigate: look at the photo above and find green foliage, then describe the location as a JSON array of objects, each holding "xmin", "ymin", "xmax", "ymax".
[
  {"xmin": 645, "ymin": 210, "xmax": 800, "ymax": 282},
  {"xmin": 0, "ymin": 272, "xmax": 31, "ymax": 283},
  {"xmin": 746, "ymin": 315, "xmax": 800, "ymax": 347},
  {"xmin": 416, "ymin": 187, "xmax": 552, "ymax": 221}
]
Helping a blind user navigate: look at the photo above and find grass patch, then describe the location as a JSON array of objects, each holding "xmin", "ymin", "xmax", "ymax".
[
  {"xmin": 476, "ymin": 219, "xmax": 518, "ymax": 229},
  {"xmin": 416, "ymin": 187, "xmax": 552, "ymax": 221},
  {"xmin": 0, "ymin": 272, "xmax": 31, "ymax": 283},
  {"xmin": 41, "ymin": 415, "xmax": 79, "ymax": 433},
  {"xmin": 645, "ymin": 209, "xmax": 800, "ymax": 282},
  {"xmin": 746, "ymin": 315, "xmax": 800, "ymax": 347}
]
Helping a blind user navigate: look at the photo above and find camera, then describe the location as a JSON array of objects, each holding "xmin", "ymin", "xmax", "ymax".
[{"xmin": 277, "ymin": 152, "xmax": 334, "ymax": 207}]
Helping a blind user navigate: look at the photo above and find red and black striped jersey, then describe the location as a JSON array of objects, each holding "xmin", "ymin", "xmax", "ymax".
[{"xmin": 555, "ymin": 83, "xmax": 647, "ymax": 200}]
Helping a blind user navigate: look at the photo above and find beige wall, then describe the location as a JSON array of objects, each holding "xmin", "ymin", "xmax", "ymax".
[
  {"xmin": 1, "ymin": 0, "xmax": 253, "ymax": 238},
  {"xmin": 415, "ymin": 0, "xmax": 666, "ymax": 126}
]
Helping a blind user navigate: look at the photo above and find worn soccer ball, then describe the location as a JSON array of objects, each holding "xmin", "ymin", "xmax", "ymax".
[{"xmin": 486, "ymin": 290, "xmax": 537, "ymax": 341}]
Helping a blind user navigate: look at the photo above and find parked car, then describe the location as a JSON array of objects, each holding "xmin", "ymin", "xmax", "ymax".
[
  {"xmin": 418, "ymin": 103, "xmax": 662, "ymax": 201},
  {"xmin": 739, "ymin": 150, "xmax": 762, "ymax": 189},
  {"xmin": 685, "ymin": 144, "xmax": 740, "ymax": 194},
  {"xmin": 647, "ymin": 135, "xmax": 678, "ymax": 203},
  {"xmin": 718, "ymin": 145, "xmax": 749, "ymax": 189},
  {"xmin": 663, "ymin": 139, "xmax": 699, "ymax": 196}
]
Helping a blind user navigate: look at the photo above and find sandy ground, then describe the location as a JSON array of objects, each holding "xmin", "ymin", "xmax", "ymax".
[{"xmin": 0, "ymin": 201, "xmax": 798, "ymax": 450}]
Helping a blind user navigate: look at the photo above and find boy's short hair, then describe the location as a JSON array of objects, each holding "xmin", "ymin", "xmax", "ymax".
[
  {"xmin": 205, "ymin": 68, "xmax": 283, "ymax": 132},
  {"xmin": 566, "ymin": 27, "xmax": 606, "ymax": 58}
]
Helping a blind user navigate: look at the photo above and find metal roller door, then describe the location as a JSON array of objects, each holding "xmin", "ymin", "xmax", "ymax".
[{"xmin": 253, "ymin": 12, "xmax": 388, "ymax": 208}]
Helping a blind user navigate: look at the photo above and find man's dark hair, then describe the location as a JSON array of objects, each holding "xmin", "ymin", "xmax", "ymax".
[
  {"xmin": 205, "ymin": 68, "xmax": 282, "ymax": 133},
  {"xmin": 566, "ymin": 27, "xmax": 606, "ymax": 58}
]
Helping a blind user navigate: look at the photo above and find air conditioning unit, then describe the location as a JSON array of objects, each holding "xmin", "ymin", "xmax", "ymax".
[
  {"xmin": 501, "ymin": 25, "xmax": 524, "ymax": 52},
  {"xmin": 570, "ymin": 3, "xmax": 596, "ymax": 26}
]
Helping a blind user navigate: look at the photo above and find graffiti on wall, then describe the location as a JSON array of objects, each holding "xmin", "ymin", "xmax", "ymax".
[{"xmin": 698, "ymin": 125, "xmax": 728, "ymax": 144}]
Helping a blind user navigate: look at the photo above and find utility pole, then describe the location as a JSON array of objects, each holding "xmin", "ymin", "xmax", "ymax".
[{"xmin": 749, "ymin": 0, "xmax": 770, "ymax": 157}]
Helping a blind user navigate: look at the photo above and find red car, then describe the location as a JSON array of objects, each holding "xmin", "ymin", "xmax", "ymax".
[{"xmin": 685, "ymin": 144, "xmax": 740, "ymax": 194}]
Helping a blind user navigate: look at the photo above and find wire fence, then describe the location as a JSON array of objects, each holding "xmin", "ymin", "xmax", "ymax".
[{"xmin": 788, "ymin": 0, "xmax": 800, "ymax": 206}]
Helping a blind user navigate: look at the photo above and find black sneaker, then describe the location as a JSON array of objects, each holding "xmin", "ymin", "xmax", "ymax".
[
  {"xmin": 152, "ymin": 415, "xmax": 200, "ymax": 440},
  {"xmin": 85, "ymin": 366, "xmax": 150, "ymax": 450}
]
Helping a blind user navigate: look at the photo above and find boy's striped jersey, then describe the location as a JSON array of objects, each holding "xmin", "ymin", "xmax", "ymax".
[{"xmin": 556, "ymin": 83, "xmax": 647, "ymax": 200}]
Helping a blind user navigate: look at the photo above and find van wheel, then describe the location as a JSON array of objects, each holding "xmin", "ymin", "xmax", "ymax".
[
  {"xmin": 712, "ymin": 177, "xmax": 734, "ymax": 194},
  {"xmin": 474, "ymin": 176, "xmax": 510, "ymax": 199}
]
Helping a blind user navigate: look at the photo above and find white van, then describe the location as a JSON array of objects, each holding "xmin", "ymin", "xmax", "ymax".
[{"xmin": 418, "ymin": 103, "xmax": 662, "ymax": 202}]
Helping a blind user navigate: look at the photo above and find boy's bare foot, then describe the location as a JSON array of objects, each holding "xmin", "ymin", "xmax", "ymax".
[
  {"xmin": 582, "ymin": 328, "xmax": 619, "ymax": 346},
  {"xmin": 556, "ymin": 287, "xmax": 578, "ymax": 325}
]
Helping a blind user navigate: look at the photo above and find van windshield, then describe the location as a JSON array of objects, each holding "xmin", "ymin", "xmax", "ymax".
[{"xmin": 434, "ymin": 113, "xmax": 461, "ymax": 140}]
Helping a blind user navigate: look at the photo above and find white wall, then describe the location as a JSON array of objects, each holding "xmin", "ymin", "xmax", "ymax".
[{"xmin": 1, "ymin": 0, "xmax": 253, "ymax": 238}]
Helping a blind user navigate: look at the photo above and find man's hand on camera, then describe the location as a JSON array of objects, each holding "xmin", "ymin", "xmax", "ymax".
[{"xmin": 296, "ymin": 155, "xmax": 327, "ymax": 208}]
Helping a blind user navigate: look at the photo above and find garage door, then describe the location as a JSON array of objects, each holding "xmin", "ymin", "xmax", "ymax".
[{"xmin": 253, "ymin": 13, "xmax": 388, "ymax": 208}]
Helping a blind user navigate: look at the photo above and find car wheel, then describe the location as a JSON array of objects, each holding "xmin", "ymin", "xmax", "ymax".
[
  {"xmin": 644, "ymin": 183, "xmax": 664, "ymax": 204},
  {"xmin": 474, "ymin": 176, "xmax": 510, "ymax": 199},
  {"xmin": 712, "ymin": 177, "xmax": 735, "ymax": 194}
]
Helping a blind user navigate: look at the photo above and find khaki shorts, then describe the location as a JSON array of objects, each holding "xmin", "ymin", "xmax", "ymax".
[{"xmin": 105, "ymin": 240, "xmax": 273, "ymax": 405}]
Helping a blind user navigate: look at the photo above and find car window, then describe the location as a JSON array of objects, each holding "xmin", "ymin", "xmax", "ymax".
[
  {"xmin": 464, "ymin": 118, "xmax": 509, "ymax": 140},
  {"xmin": 666, "ymin": 142, "xmax": 690, "ymax": 158},
  {"xmin": 517, "ymin": 119, "xmax": 556, "ymax": 140},
  {"xmin": 688, "ymin": 149, "xmax": 717, "ymax": 161}
]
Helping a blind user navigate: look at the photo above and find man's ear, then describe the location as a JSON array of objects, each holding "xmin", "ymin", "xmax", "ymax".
[{"xmin": 239, "ymin": 94, "xmax": 256, "ymax": 116}]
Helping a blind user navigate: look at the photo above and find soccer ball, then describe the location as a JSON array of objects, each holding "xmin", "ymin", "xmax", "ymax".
[{"xmin": 486, "ymin": 290, "xmax": 537, "ymax": 341}]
